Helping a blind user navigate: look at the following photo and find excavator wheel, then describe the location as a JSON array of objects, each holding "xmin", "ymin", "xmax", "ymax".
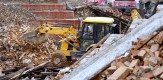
[{"xmin": 51, "ymin": 53, "xmax": 67, "ymax": 67}]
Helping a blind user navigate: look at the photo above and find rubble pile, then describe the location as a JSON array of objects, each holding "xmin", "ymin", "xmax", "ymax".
[
  {"xmin": 107, "ymin": 7, "xmax": 131, "ymax": 21},
  {"xmin": 91, "ymin": 6, "xmax": 131, "ymax": 21},
  {"xmin": 64, "ymin": 0, "xmax": 96, "ymax": 18},
  {"xmin": 0, "ymin": 4, "xmax": 35, "ymax": 26},
  {"xmin": 100, "ymin": 31, "xmax": 163, "ymax": 80},
  {"xmin": 74, "ymin": 7, "xmax": 95, "ymax": 18},
  {"xmin": 0, "ymin": 4, "xmax": 59, "ymax": 80},
  {"xmin": 66, "ymin": 0, "xmax": 94, "ymax": 7}
]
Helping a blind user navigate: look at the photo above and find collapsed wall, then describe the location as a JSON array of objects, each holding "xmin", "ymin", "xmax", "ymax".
[{"xmin": 0, "ymin": 4, "xmax": 59, "ymax": 80}]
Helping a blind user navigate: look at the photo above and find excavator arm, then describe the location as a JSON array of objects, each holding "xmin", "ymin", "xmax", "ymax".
[
  {"xmin": 37, "ymin": 24, "xmax": 77, "ymax": 36},
  {"xmin": 23, "ymin": 23, "xmax": 78, "ymax": 45},
  {"xmin": 22, "ymin": 23, "xmax": 79, "ymax": 66}
]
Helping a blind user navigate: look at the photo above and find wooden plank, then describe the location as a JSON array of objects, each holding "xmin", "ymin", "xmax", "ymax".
[
  {"xmin": 129, "ymin": 59, "xmax": 140, "ymax": 68},
  {"xmin": 107, "ymin": 66, "xmax": 132, "ymax": 79},
  {"xmin": 137, "ymin": 50, "xmax": 147, "ymax": 58},
  {"xmin": 160, "ymin": 73, "xmax": 163, "ymax": 79}
]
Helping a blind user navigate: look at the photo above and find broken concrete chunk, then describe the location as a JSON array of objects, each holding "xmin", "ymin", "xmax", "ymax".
[
  {"xmin": 110, "ymin": 61, "xmax": 116, "ymax": 66},
  {"xmin": 137, "ymin": 50, "xmax": 146, "ymax": 58},
  {"xmin": 140, "ymin": 77, "xmax": 151, "ymax": 80},
  {"xmin": 153, "ymin": 31, "xmax": 163, "ymax": 44},
  {"xmin": 160, "ymin": 73, "xmax": 163, "ymax": 79},
  {"xmin": 0, "ymin": 67, "xmax": 5, "ymax": 77},
  {"xmin": 142, "ymin": 72, "xmax": 154, "ymax": 78},
  {"xmin": 143, "ymin": 57, "xmax": 150, "ymax": 66},
  {"xmin": 129, "ymin": 59, "xmax": 140, "ymax": 68},
  {"xmin": 149, "ymin": 56, "xmax": 158, "ymax": 66},
  {"xmin": 147, "ymin": 40, "xmax": 155, "ymax": 46},
  {"xmin": 150, "ymin": 44, "xmax": 159, "ymax": 52},
  {"xmin": 153, "ymin": 66, "xmax": 163, "ymax": 77},
  {"xmin": 140, "ymin": 66, "xmax": 152, "ymax": 73},
  {"xmin": 124, "ymin": 61, "xmax": 130, "ymax": 67},
  {"xmin": 107, "ymin": 66, "xmax": 117, "ymax": 71},
  {"xmin": 116, "ymin": 61, "xmax": 125, "ymax": 67},
  {"xmin": 107, "ymin": 66, "xmax": 117, "ymax": 74},
  {"xmin": 154, "ymin": 51, "xmax": 160, "ymax": 58},
  {"xmin": 102, "ymin": 70, "xmax": 109, "ymax": 75},
  {"xmin": 133, "ymin": 66, "xmax": 140, "ymax": 75}
]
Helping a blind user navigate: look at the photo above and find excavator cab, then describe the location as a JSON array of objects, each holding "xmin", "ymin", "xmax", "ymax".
[{"xmin": 78, "ymin": 17, "xmax": 116, "ymax": 52}]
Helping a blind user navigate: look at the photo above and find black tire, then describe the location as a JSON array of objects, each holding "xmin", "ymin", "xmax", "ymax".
[{"xmin": 51, "ymin": 53, "xmax": 66, "ymax": 67}]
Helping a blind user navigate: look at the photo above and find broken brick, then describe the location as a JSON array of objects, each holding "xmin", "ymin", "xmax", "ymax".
[{"xmin": 107, "ymin": 66, "xmax": 132, "ymax": 79}]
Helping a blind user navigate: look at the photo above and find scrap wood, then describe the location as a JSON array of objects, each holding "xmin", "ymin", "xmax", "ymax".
[
  {"xmin": 0, "ymin": 67, "xmax": 27, "ymax": 80},
  {"xmin": 0, "ymin": 4, "xmax": 59, "ymax": 80},
  {"xmin": 22, "ymin": 61, "xmax": 49, "ymax": 75},
  {"xmin": 0, "ymin": 61, "xmax": 49, "ymax": 80}
]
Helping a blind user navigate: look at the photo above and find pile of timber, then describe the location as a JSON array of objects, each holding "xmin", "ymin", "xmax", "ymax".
[{"xmin": 100, "ymin": 31, "xmax": 163, "ymax": 80}]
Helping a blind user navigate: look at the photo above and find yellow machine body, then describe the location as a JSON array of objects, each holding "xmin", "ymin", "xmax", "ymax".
[
  {"xmin": 131, "ymin": 9, "xmax": 142, "ymax": 20},
  {"xmin": 23, "ymin": 17, "xmax": 115, "ymax": 66},
  {"xmin": 25, "ymin": 23, "xmax": 79, "ymax": 57},
  {"xmin": 35, "ymin": 17, "xmax": 114, "ymax": 56},
  {"xmin": 83, "ymin": 17, "xmax": 114, "ymax": 23},
  {"xmin": 37, "ymin": 24, "xmax": 77, "ymax": 37}
]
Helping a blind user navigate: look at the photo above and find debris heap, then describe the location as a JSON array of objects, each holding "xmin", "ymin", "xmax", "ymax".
[
  {"xmin": 100, "ymin": 31, "xmax": 163, "ymax": 80},
  {"xmin": 0, "ymin": 4, "xmax": 59, "ymax": 80}
]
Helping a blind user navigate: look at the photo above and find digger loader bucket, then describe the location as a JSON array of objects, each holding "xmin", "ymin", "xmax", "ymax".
[{"xmin": 22, "ymin": 31, "xmax": 48, "ymax": 45}]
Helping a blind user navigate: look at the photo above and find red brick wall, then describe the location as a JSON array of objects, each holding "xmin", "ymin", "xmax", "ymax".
[
  {"xmin": 22, "ymin": 4, "xmax": 66, "ymax": 11},
  {"xmin": 32, "ymin": 11, "xmax": 74, "ymax": 19}
]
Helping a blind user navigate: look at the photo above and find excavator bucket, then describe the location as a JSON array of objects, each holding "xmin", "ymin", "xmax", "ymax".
[{"xmin": 22, "ymin": 31, "xmax": 48, "ymax": 45}]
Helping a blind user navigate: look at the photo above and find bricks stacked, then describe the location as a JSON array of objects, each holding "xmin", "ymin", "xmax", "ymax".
[
  {"xmin": 100, "ymin": 31, "xmax": 163, "ymax": 80},
  {"xmin": 22, "ymin": 4, "xmax": 66, "ymax": 11}
]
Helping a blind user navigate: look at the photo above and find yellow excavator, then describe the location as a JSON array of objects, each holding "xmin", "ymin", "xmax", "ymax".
[{"xmin": 23, "ymin": 17, "xmax": 117, "ymax": 66}]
